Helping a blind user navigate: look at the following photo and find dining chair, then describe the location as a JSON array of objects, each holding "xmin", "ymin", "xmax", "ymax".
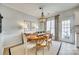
[
  {"xmin": 35, "ymin": 35, "xmax": 49, "ymax": 55},
  {"xmin": 22, "ymin": 33, "xmax": 27, "ymax": 54},
  {"xmin": 47, "ymin": 34, "xmax": 53, "ymax": 50},
  {"xmin": 22, "ymin": 33, "xmax": 36, "ymax": 55}
]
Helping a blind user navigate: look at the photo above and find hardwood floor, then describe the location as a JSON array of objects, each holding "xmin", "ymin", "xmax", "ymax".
[
  {"xmin": 4, "ymin": 41, "xmax": 61, "ymax": 55},
  {"xmin": 3, "ymin": 41, "xmax": 79, "ymax": 55},
  {"xmin": 59, "ymin": 42, "xmax": 79, "ymax": 55}
]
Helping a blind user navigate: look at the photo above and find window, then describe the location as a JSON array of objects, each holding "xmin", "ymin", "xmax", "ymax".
[
  {"xmin": 51, "ymin": 20, "xmax": 55, "ymax": 36},
  {"xmin": 46, "ymin": 20, "xmax": 51, "ymax": 31},
  {"xmin": 24, "ymin": 21, "xmax": 38, "ymax": 32},
  {"xmin": 62, "ymin": 20, "xmax": 70, "ymax": 39},
  {"xmin": 61, "ymin": 16, "xmax": 75, "ymax": 43},
  {"xmin": 46, "ymin": 19, "xmax": 55, "ymax": 39},
  {"xmin": 31, "ymin": 22, "xmax": 38, "ymax": 31}
]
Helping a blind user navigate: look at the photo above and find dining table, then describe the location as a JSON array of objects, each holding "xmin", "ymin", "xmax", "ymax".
[{"xmin": 26, "ymin": 33, "xmax": 49, "ymax": 55}]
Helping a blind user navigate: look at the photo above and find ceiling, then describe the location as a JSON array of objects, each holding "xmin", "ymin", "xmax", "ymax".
[{"xmin": 2, "ymin": 3, "xmax": 79, "ymax": 18}]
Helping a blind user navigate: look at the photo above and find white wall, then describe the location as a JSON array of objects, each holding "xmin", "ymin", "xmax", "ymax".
[
  {"xmin": 75, "ymin": 11, "xmax": 79, "ymax": 25},
  {"xmin": 0, "ymin": 4, "xmax": 38, "ymax": 49},
  {"xmin": 0, "ymin": 34, "xmax": 3, "ymax": 55},
  {"xmin": 74, "ymin": 9, "xmax": 79, "ymax": 47}
]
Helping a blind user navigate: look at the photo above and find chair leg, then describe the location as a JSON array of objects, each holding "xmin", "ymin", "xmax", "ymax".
[
  {"xmin": 43, "ymin": 47, "xmax": 44, "ymax": 55},
  {"xmin": 51, "ymin": 41, "xmax": 52, "ymax": 45},
  {"xmin": 23, "ymin": 44, "xmax": 26, "ymax": 55},
  {"xmin": 47, "ymin": 43, "xmax": 50, "ymax": 50},
  {"xmin": 35, "ymin": 47, "xmax": 37, "ymax": 55}
]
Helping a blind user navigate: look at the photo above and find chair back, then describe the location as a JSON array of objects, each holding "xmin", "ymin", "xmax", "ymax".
[{"xmin": 22, "ymin": 33, "xmax": 27, "ymax": 44}]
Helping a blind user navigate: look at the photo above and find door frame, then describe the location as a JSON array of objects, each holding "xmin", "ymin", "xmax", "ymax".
[{"xmin": 61, "ymin": 16, "xmax": 75, "ymax": 44}]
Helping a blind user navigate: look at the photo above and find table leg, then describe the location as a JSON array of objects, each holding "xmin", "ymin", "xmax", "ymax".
[{"xmin": 35, "ymin": 40, "xmax": 37, "ymax": 55}]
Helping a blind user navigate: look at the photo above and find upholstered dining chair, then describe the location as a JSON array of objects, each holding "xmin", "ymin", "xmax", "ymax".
[
  {"xmin": 47, "ymin": 33, "xmax": 53, "ymax": 50},
  {"xmin": 35, "ymin": 35, "xmax": 49, "ymax": 55},
  {"xmin": 22, "ymin": 33, "xmax": 36, "ymax": 55},
  {"xmin": 22, "ymin": 33, "xmax": 52, "ymax": 55}
]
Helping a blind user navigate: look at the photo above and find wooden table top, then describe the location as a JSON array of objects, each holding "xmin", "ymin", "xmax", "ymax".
[{"xmin": 26, "ymin": 35, "xmax": 48, "ymax": 41}]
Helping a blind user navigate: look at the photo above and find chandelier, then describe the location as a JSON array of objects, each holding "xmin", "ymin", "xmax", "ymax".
[{"xmin": 39, "ymin": 7, "xmax": 47, "ymax": 22}]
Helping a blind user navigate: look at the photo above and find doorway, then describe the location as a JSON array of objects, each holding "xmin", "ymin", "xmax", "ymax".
[{"xmin": 61, "ymin": 16, "xmax": 75, "ymax": 44}]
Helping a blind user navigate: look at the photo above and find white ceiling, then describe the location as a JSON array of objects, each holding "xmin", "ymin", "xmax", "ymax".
[{"xmin": 2, "ymin": 3, "xmax": 79, "ymax": 18}]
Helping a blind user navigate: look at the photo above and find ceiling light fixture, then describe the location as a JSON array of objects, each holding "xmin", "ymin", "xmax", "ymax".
[{"xmin": 39, "ymin": 7, "xmax": 47, "ymax": 22}]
